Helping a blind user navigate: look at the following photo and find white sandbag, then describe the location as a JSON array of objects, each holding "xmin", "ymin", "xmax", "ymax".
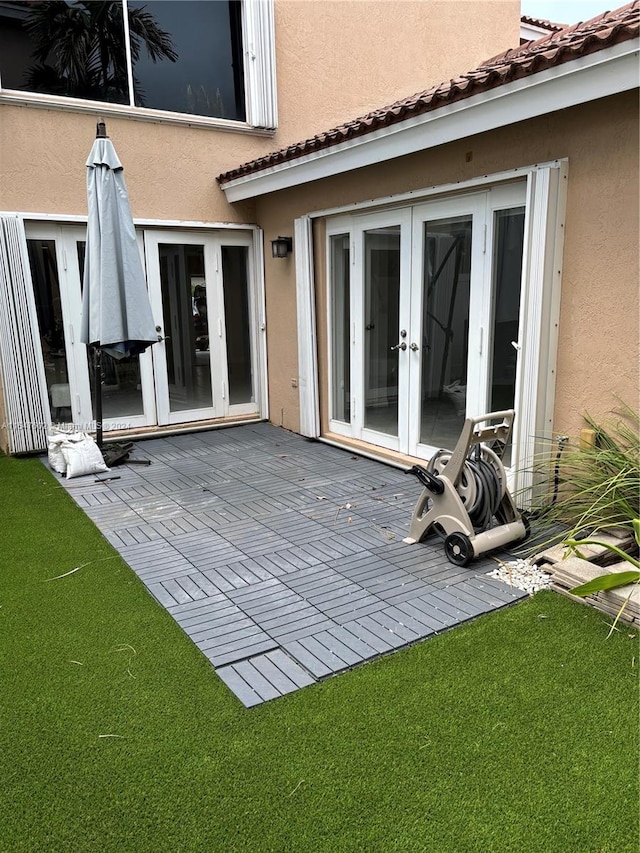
[
  {"xmin": 47, "ymin": 429, "xmax": 91, "ymax": 475},
  {"xmin": 61, "ymin": 436, "xmax": 110, "ymax": 479},
  {"xmin": 47, "ymin": 433, "xmax": 69, "ymax": 474}
]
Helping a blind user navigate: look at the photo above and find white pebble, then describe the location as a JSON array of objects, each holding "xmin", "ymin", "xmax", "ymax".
[{"xmin": 487, "ymin": 558, "xmax": 552, "ymax": 595}]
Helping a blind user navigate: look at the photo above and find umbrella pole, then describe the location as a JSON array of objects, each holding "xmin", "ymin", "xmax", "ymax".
[{"xmin": 93, "ymin": 346, "xmax": 103, "ymax": 449}]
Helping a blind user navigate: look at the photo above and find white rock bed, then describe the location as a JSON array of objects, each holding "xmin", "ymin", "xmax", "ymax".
[{"xmin": 486, "ymin": 558, "xmax": 553, "ymax": 595}]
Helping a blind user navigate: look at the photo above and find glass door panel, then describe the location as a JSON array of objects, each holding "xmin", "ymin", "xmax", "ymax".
[
  {"xmin": 363, "ymin": 226, "xmax": 401, "ymax": 437},
  {"xmin": 489, "ymin": 207, "xmax": 525, "ymax": 414},
  {"xmin": 419, "ymin": 216, "xmax": 472, "ymax": 450},
  {"xmin": 329, "ymin": 233, "xmax": 351, "ymax": 426},
  {"xmin": 221, "ymin": 245, "xmax": 254, "ymax": 406},
  {"xmin": 26, "ymin": 238, "xmax": 73, "ymax": 424},
  {"xmin": 159, "ymin": 242, "xmax": 214, "ymax": 414},
  {"xmin": 76, "ymin": 239, "xmax": 148, "ymax": 423},
  {"xmin": 488, "ymin": 206, "xmax": 525, "ymax": 466}
]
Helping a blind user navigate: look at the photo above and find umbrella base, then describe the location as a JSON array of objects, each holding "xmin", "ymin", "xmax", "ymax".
[{"xmin": 101, "ymin": 442, "xmax": 151, "ymax": 468}]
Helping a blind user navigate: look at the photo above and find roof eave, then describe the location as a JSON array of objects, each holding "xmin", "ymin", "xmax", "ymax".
[{"xmin": 220, "ymin": 41, "xmax": 638, "ymax": 203}]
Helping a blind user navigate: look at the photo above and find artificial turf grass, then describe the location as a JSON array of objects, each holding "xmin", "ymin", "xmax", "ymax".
[{"xmin": 0, "ymin": 454, "xmax": 638, "ymax": 853}]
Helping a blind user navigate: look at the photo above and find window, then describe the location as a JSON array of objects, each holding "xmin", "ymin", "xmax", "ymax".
[{"xmin": 0, "ymin": 0, "xmax": 276, "ymax": 127}]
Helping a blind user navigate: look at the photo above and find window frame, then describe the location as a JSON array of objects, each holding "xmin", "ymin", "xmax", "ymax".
[{"xmin": 0, "ymin": 0, "xmax": 277, "ymax": 132}]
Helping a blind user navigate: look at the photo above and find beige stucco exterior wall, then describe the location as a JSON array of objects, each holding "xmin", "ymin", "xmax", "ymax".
[
  {"xmin": 273, "ymin": 0, "xmax": 520, "ymax": 143},
  {"xmin": 0, "ymin": 1, "xmax": 518, "ymax": 221},
  {"xmin": 255, "ymin": 91, "xmax": 639, "ymax": 441}
]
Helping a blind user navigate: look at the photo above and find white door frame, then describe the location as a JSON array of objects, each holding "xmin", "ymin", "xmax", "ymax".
[
  {"xmin": 314, "ymin": 164, "xmax": 566, "ymax": 489},
  {"xmin": 144, "ymin": 228, "xmax": 263, "ymax": 426}
]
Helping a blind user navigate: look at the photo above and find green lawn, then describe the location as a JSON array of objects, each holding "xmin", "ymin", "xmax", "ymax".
[{"xmin": 1, "ymin": 454, "xmax": 638, "ymax": 853}]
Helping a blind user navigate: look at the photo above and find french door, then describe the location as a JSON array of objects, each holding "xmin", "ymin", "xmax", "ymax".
[
  {"xmin": 145, "ymin": 230, "xmax": 260, "ymax": 425},
  {"xmin": 24, "ymin": 223, "xmax": 262, "ymax": 433},
  {"xmin": 328, "ymin": 183, "xmax": 526, "ymax": 462}
]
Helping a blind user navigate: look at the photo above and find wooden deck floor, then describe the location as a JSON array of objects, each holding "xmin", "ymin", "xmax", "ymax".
[{"xmin": 57, "ymin": 423, "xmax": 526, "ymax": 707}]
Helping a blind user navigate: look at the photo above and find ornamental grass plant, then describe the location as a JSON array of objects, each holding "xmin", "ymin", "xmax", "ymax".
[{"xmin": 526, "ymin": 402, "xmax": 640, "ymax": 548}]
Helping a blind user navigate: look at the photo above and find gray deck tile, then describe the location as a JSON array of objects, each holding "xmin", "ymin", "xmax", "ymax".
[
  {"xmin": 413, "ymin": 593, "xmax": 463, "ymax": 628},
  {"xmin": 380, "ymin": 605, "xmax": 437, "ymax": 637},
  {"xmin": 226, "ymin": 660, "xmax": 283, "ymax": 701},
  {"xmin": 167, "ymin": 593, "xmax": 229, "ymax": 616},
  {"xmin": 428, "ymin": 587, "xmax": 487, "ymax": 618},
  {"xmin": 366, "ymin": 610, "xmax": 422, "ymax": 643},
  {"xmin": 453, "ymin": 578, "xmax": 513, "ymax": 608},
  {"xmin": 475, "ymin": 575, "xmax": 528, "ymax": 602},
  {"xmin": 227, "ymin": 577, "xmax": 287, "ymax": 604},
  {"xmin": 183, "ymin": 571, "xmax": 224, "ymax": 599},
  {"xmin": 171, "ymin": 602, "xmax": 246, "ymax": 631},
  {"xmin": 268, "ymin": 616, "xmax": 338, "ymax": 644},
  {"xmin": 356, "ymin": 615, "xmax": 408, "ymax": 648},
  {"xmin": 178, "ymin": 607, "xmax": 247, "ymax": 636},
  {"xmin": 246, "ymin": 595, "xmax": 314, "ymax": 623},
  {"xmin": 202, "ymin": 635, "xmax": 279, "ymax": 668},
  {"xmin": 160, "ymin": 579, "xmax": 195, "ymax": 605},
  {"xmin": 173, "ymin": 575, "xmax": 209, "ymax": 602},
  {"xmin": 309, "ymin": 631, "xmax": 364, "ymax": 667},
  {"xmin": 196, "ymin": 622, "xmax": 265, "ymax": 651},
  {"xmin": 293, "ymin": 636, "xmax": 351, "ymax": 673},
  {"xmin": 393, "ymin": 600, "xmax": 448, "ymax": 632},
  {"xmin": 326, "ymin": 625, "xmax": 379, "ymax": 661},
  {"xmin": 148, "ymin": 582, "xmax": 182, "ymax": 608},
  {"xmin": 337, "ymin": 619, "xmax": 394, "ymax": 654},
  {"xmin": 214, "ymin": 666, "xmax": 264, "ymax": 708},
  {"xmin": 263, "ymin": 650, "xmax": 316, "ymax": 688},
  {"xmin": 247, "ymin": 655, "xmax": 300, "ymax": 695},
  {"xmin": 282, "ymin": 641, "xmax": 334, "ymax": 678}
]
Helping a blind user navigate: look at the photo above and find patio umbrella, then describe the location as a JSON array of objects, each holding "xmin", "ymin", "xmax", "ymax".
[{"xmin": 81, "ymin": 120, "xmax": 157, "ymax": 454}]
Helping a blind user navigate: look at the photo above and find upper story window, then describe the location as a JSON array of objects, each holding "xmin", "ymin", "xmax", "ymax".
[{"xmin": 0, "ymin": 0, "xmax": 276, "ymax": 128}]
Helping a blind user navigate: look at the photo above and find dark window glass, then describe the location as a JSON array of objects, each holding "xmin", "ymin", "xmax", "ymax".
[
  {"xmin": 26, "ymin": 239, "xmax": 73, "ymax": 424},
  {"xmin": 0, "ymin": 1, "xmax": 240, "ymax": 119},
  {"xmin": 221, "ymin": 245, "xmax": 253, "ymax": 404},
  {"xmin": 129, "ymin": 1, "xmax": 245, "ymax": 120},
  {"xmin": 489, "ymin": 206, "xmax": 525, "ymax": 465},
  {"xmin": 0, "ymin": 1, "xmax": 130, "ymax": 104},
  {"xmin": 330, "ymin": 234, "xmax": 351, "ymax": 424}
]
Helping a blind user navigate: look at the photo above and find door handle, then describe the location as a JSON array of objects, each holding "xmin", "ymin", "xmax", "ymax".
[
  {"xmin": 390, "ymin": 342, "xmax": 407, "ymax": 351},
  {"xmin": 410, "ymin": 342, "xmax": 419, "ymax": 351}
]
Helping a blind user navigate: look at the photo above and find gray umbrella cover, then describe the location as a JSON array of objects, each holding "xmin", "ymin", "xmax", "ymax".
[{"xmin": 81, "ymin": 137, "xmax": 157, "ymax": 360}]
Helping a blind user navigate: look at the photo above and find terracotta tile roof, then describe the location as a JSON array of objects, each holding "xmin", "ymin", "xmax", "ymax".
[
  {"xmin": 520, "ymin": 14, "xmax": 566, "ymax": 33},
  {"xmin": 218, "ymin": 2, "xmax": 639, "ymax": 185}
]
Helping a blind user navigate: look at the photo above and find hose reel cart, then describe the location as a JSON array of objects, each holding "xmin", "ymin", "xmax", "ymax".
[{"xmin": 404, "ymin": 410, "xmax": 529, "ymax": 566}]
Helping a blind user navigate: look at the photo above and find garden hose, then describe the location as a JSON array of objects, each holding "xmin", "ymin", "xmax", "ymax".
[{"xmin": 427, "ymin": 444, "xmax": 506, "ymax": 535}]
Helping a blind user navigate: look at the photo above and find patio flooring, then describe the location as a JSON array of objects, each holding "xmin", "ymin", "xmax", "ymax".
[{"xmin": 56, "ymin": 422, "xmax": 526, "ymax": 707}]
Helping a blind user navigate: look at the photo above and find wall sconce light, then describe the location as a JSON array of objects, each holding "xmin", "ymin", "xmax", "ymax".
[{"xmin": 271, "ymin": 236, "xmax": 293, "ymax": 258}]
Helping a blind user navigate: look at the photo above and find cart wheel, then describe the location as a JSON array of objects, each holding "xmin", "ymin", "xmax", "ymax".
[{"xmin": 444, "ymin": 532, "xmax": 474, "ymax": 567}]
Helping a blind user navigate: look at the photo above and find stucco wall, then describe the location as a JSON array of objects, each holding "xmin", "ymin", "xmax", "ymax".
[
  {"xmin": 273, "ymin": 0, "xmax": 520, "ymax": 143},
  {"xmin": 255, "ymin": 91, "xmax": 639, "ymax": 441},
  {"xmin": 0, "ymin": 1, "xmax": 518, "ymax": 221}
]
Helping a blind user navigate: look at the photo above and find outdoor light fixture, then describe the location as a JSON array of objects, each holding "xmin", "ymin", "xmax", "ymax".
[{"xmin": 271, "ymin": 236, "xmax": 293, "ymax": 258}]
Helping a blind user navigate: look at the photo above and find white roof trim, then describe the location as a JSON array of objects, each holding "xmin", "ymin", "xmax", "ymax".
[
  {"xmin": 220, "ymin": 40, "xmax": 638, "ymax": 202},
  {"xmin": 520, "ymin": 21, "xmax": 559, "ymax": 42}
]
